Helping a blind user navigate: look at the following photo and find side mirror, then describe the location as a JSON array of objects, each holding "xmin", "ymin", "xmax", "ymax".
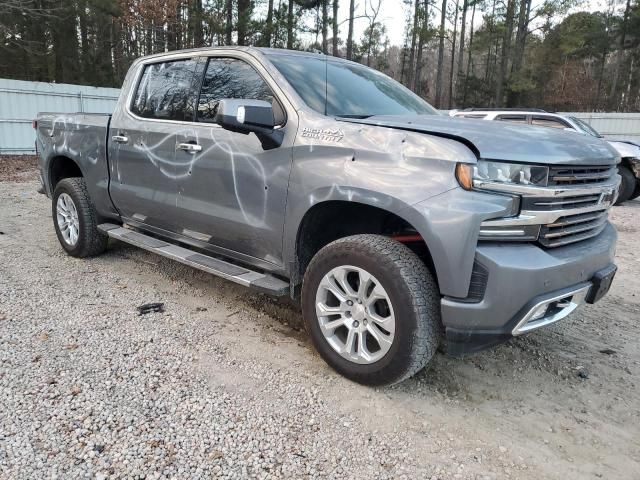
[{"xmin": 213, "ymin": 99, "xmax": 283, "ymax": 150}]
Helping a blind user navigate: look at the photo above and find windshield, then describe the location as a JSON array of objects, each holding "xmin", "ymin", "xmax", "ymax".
[
  {"xmin": 570, "ymin": 116, "xmax": 602, "ymax": 138},
  {"xmin": 267, "ymin": 53, "xmax": 438, "ymax": 117}
]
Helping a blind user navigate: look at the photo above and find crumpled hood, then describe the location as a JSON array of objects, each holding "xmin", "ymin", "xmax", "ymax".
[{"xmin": 342, "ymin": 114, "xmax": 619, "ymax": 166}]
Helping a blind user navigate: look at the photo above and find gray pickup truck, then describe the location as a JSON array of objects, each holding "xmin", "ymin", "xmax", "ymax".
[{"xmin": 36, "ymin": 47, "xmax": 620, "ymax": 385}]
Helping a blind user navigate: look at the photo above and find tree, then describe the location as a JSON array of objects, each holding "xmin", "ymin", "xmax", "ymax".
[
  {"xmin": 434, "ymin": 0, "xmax": 447, "ymax": 107},
  {"xmin": 346, "ymin": 0, "xmax": 355, "ymax": 59},
  {"xmin": 265, "ymin": 0, "xmax": 275, "ymax": 46},
  {"xmin": 332, "ymin": 0, "xmax": 339, "ymax": 55},
  {"xmin": 495, "ymin": 0, "xmax": 516, "ymax": 106}
]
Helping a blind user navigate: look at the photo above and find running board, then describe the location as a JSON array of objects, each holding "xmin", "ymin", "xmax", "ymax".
[{"xmin": 98, "ymin": 223, "xmax": 289, "ymax": 296}]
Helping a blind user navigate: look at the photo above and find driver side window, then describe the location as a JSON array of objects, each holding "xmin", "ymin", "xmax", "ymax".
[{"xmin": 197, "ymin": 58, "xmax": 284, "ymax": 124}]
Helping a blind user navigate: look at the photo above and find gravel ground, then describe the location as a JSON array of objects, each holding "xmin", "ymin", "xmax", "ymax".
[{"xmin": 1, "ymin": 162, "xmax": 639, "ymax": 479}]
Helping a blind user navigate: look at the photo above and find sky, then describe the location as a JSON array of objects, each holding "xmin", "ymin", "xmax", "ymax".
[{"xmin": 336, "ymin": 0, "xmax": 408, "ymax": 47}]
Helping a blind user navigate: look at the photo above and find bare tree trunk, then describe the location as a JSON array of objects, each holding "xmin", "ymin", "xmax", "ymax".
[
  {"xmin": 434, "ymin": 0, "xmax": 447, "ymax": 107},
  {"xmin": 462, "ymin": 0, "xmax": 475, "ymax": 104},
  {"xmin": 287, "ymin": 0, "xmax": 294, "ymax": 48},
  {"xmin": 593, "ymin": 9, "xmax": 612, "ymax": 110},
  {"xmin": 79, "ymin": 0, "xmax": 90, "ymax": 83},
  {"xmin": 346, "ymin": 0, "xmax": 355, "ymax": 59},
  {"xmin": 448, "ymin": 0, "xmax": 459, "ymax": 107},
  {"xmin": 495, "ymin": 0, "xmax": 515, "ymax": 107},
  {"xmin": 608, "ymin": 0, "xmax": 631, "ymax": 110},
  {"xmin": 413, "ymin": 0, "xmax": 427, "ymax": 95},
  {"xmin": 457, "ymin": 0, "xmax": 468, "ymax": 80},
  {"xmin": 322, "ymin": 0, "xmax": 328, "ymax": 53},
  {"xmin": 407, "ymin": 0, "xmax": 420, "ymax": 90},
  {"xmin": 485, "ymin": 0, "xmax": 496, "ymax": 83},
  {"xmin": 237, "ymin": 0, "xmax": 250, "ymax": 45},
  {"xmin": 332, "ymin": 0, "xmax": 339, "ymax": 56},
  {"xmin": 265, "ymin": 0, "xmax": 274, "ymax": 46},
  {"xmin": 225, "ymin": 0, "xmax": 233, "ymax": 45},
  {"xmin": 508, "ymin": 0, "xmax": 531, "ymax": 105},
  {"xmin": 193, "ymin": 0, "xmax": 204, "ymax": 47}
]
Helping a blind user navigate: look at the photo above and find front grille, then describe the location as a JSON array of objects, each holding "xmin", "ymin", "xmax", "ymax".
[
  {"xmin": 548, "ymin": 165, "xmax": 614, "ymax": 186},
  {"xmin": 527, "ymin": 194, "xmax": 601, "ymax": 210},
  {"xmin": 538, "ymin": 210, "xmax": 608, "ymax": 248}
]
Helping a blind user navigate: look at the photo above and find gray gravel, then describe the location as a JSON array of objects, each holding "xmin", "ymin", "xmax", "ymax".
[{"xmin": 1, "ymin": 179, "xmax": 639, "ymax": 480}]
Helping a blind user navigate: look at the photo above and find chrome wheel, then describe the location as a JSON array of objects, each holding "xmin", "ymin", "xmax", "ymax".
[
  {"xmin": 56, "ymin": 193, "xmax": 79, "ymax": 246},
  {"xmin": 315, "ymin": 265, "xmax": 395, "ymax": 365}
]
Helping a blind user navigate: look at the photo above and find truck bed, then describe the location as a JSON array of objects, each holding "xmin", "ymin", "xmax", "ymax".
[{"xmin": 35, "ymin": 112, "xmax": 115, "ymax": 217}]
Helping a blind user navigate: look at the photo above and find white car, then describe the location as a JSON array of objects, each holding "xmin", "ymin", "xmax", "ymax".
[{"xmin": 450, "ymin": 109, "xmax": 640, "ymax": 204}]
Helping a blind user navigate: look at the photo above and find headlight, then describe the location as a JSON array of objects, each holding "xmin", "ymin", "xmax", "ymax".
[{"xmin": 456, "ymin": 160, "xmax": 549, "ymax": 190}]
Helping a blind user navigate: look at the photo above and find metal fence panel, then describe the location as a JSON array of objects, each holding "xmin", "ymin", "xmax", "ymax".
[
  {"xmin": 0, "ymin": 78, "xmax": 120, "ymax": 154},
  {"xmin": 560, "ymin": 112, "xmax": 640, "ymax": 142},
  {"xmin": 1, "ymin": 78, "xmax": 639, "ymax": 154}
]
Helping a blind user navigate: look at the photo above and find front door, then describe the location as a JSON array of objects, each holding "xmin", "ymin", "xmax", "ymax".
[
  {"xmin": 175, "ymin": 56, "xmax": 295, "ymax": 266},
  {"xmin": 108, "ymin": 57, "xmax": 198, "ymax": 232}
]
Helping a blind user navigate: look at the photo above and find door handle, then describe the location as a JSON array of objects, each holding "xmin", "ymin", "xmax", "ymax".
[
  {"xmin": 177, "ymin": 142, "xmax": 202, "ymax": 154},
  {"xmin": 112, "ymin": 135, "xmax": 129, "ymax": 143}
]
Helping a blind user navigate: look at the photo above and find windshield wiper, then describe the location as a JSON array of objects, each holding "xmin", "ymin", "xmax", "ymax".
[{"xmin": 335, "ymin": 114, "xmax": 374, "ymax": 119}]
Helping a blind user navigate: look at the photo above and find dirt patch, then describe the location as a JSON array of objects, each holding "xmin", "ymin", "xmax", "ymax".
[{"xmin": 0, "ymin": 155, "xmax": 39, "ymax": 183}]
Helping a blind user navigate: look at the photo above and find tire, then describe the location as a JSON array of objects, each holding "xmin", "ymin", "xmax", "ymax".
[
  {"xmin": 630, "ymin": 184, "xmax": 640, "ymax": 201},
  {"xmin": 614, "ymin": 164, "xmax": 636, "ymax": 205},
  {"xmin": 301, "ymin": 234, "xmax": 441, "ymax": 386},
  {"xmin": 52, "ymin": 177, "xmax": 108, "ymax": 258}
]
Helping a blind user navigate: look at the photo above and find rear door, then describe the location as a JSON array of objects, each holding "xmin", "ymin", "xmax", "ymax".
[{"xmin": 108, "ymin": 57, "xmax": 198, "ymax": 232}]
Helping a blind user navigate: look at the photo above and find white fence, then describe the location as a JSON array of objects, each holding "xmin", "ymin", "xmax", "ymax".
[
  {"xmin": 0, "ymin": 77, "xmax": 638, "ymax": 154},
  {"xmin": 0, "ymin": 79, "xmax": 120, "ymax": 154},
  {"xmin": 559, "ymin": 112, "xmax": 640, "ymax": 142}
]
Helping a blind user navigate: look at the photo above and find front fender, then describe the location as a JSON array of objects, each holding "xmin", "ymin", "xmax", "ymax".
[{"xmin": 402, "ymin": 189, "xmax": 514, "ymax": 298}]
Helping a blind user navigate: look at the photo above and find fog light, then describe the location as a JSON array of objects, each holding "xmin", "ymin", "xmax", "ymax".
[{"xmin": 529, "ymin": 304, "xmax": 549, "ymax": 321}]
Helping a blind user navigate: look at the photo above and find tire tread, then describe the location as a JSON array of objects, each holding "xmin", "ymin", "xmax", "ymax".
[
  {"xmin": 53, "ymin": 177, "xmax": 108, "ymax": 257},
  {"xmin": 303, "ymin": 234, "xmax": 440, "ymax": 385}
]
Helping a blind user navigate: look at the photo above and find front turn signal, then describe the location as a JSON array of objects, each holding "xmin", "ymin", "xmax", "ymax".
[{"xmin": 456, "ymin": 163, "xmax": 473, "ymax": 190}]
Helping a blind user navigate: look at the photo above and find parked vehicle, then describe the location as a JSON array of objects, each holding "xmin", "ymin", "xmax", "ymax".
[
  {"xmin": 36, "ymin": 48, "xmax": 620, "ymax": 385},
  {"xmin": 449, "ymin": 108, "xmax": 640, "ymax": 204}
]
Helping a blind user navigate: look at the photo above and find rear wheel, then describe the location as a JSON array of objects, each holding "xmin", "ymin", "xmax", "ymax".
[
  {"xmin": 615, "ymin": 164, "xmax": 636, "ymax": 205},
  {"xmin": 301, "ymin": 234, "xmax": 440, "ymax": 386},
  {"xmin": 52, "ymin": 178, "xmax": 108, "ymax": 257}
]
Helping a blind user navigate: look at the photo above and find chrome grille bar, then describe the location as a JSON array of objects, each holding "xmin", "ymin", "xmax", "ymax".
[
  {"xmin": 548, "ymin": 166, "xmax": 615, "ymax": 186},
  {"xmin": 538, "ymin": 210, "xmax": 609, "ymax": 247}
]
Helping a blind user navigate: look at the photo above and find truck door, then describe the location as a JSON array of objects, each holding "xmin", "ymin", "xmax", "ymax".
[
  {"xmin": 108, "ymin": 57, "xmax": 198, "ymax": 233},
  {"xmin": 174, "ymin": 55, "xmax": 295, "ymax": 267}
]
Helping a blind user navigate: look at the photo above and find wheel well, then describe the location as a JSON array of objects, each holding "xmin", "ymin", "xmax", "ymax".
[
  {"xmin": 294, "ymin": 201, "xmax": 436, "ymax": 287},
  {"xmin": 49, "ymin": 156, "xmax": 82, "ymax": 191}
]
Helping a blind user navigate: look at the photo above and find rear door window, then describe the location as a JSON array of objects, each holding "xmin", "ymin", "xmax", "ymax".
[
  {"xmin": 531, "ymin": 116, "xmax": 569, "ymax": 129},
  {"xmin": 131, "ymin": 59, "xmax": 198, "ymax": 121}
]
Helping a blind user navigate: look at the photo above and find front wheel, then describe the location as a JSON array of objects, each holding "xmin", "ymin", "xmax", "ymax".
[
  {"xmin": 301, "ymin": 234, "xmax": 441, "ymax": 386},
  {"xmin": 52, "ymin": 177, "xmax": 108, "ymax": 257}
]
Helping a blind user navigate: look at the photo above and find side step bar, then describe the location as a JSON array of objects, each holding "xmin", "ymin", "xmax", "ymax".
[{"xmin": 98, "ymin": 223, "xmax": 289, "ymax": 296}]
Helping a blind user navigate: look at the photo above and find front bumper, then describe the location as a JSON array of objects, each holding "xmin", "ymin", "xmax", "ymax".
[{"xmin": 442, "ymin": 222, "xmax": 617, "ymax": 356}]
